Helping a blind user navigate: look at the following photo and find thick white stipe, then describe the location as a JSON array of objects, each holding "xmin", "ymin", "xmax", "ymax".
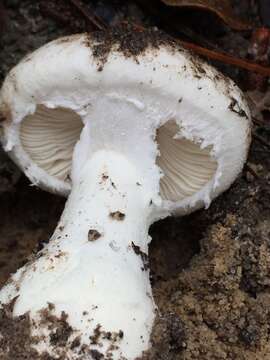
[{"xmin": 0, "ymin": 150, "xmax": 159, "ymax": 359}]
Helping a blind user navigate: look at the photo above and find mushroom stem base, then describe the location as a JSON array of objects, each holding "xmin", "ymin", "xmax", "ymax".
[{"xmin": 0, "ymin": 150, "xmax": 159, "ymax": 359}]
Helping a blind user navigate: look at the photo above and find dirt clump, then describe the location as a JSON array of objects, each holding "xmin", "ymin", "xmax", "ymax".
[
  {"xmin": 0, "ymin": 298, "xmax": 40, "ymax": 360},
  {"xmin": 86, "ymin": 25, "xmax": 173, "ymax": 70}
]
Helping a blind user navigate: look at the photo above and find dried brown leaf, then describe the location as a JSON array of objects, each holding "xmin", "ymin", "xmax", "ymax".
[{"xmin": 161, "ymin": 0, "xmax": 251, "ymax": 31}]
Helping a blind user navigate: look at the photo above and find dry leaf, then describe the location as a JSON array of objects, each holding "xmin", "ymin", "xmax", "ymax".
[{"xmin": 161, "ymin": 0, "xmax": 251, "ymax": 31}]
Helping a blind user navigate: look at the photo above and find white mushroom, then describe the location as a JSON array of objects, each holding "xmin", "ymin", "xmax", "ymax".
[{"xmin": 0, "ymin": 29, "xmax": 251, "ymax": 359}]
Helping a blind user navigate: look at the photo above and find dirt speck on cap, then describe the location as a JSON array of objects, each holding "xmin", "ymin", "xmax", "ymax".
[
  {"xmin": 101, "ymin": 173, "xmax": 109, "ymax": 181},
  {"xmin": 88, "ymin": 229, "xmax": 102, "ymax": 241},
  {"xmin": 110, "ymin": 211, "xmax": 125, "ymax": 221},
  {"xmin": 70, "ymin": 336, "xmax": 81, "ymax": 349},
  {"xmin": 89, "ymin": 349, "xmax": 104, "ymax": 359}
]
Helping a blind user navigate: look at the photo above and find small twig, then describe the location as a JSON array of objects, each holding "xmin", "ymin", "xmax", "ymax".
[
  {"xmin": 252, "ymin": 116, "xmax": 265, "ymax": 126},
  {"xmin": 135, "ymin": 0, "xmax": 221, "ymax": 50},
  {"xmin": 178, "ymin": 39, "xmax": 270, "ymax": 77},
  {"xmin": 123, "ymin": 18, "xmax": 270, "ymax": 77},
  {"xmin": 134, "ymin": 0, "xmax": 268, "ymax": 75},
  {"xmin": 252, "ymin": 131, "xmax": 270, "ymax": 149},
  {"xmin": 245, "ymin": 163, "xmax": 259, "ymax": 179},
  {"xmin": 69, "ymin": 0, "xmax": 108, "ymax": 30}
]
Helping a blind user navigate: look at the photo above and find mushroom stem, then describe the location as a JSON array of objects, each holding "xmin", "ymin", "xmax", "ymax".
[{"xmin": 1, "ymin": 150, "xmax": 158, "ymax": 359}]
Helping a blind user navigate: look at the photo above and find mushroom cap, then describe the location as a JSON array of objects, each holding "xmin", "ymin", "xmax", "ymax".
[{"xmin": 0, "ymin": 28, "xmax": 251, "ymax": 215}]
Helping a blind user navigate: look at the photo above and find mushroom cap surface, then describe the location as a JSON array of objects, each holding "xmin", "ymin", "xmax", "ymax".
[{"xmin": 0, "ymin": 28, "xmax": 251, "ymax": 215}]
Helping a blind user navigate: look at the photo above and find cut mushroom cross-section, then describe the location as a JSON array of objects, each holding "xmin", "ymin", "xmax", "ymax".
[{"xmin": 0, "ymin": 28, "xmax": 251, "ymax": 359}]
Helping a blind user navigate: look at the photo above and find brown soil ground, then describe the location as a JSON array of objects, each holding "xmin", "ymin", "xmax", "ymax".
[{"xmin": 0, "ymin": 0, "xmax": 270, "ymax": 359}]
